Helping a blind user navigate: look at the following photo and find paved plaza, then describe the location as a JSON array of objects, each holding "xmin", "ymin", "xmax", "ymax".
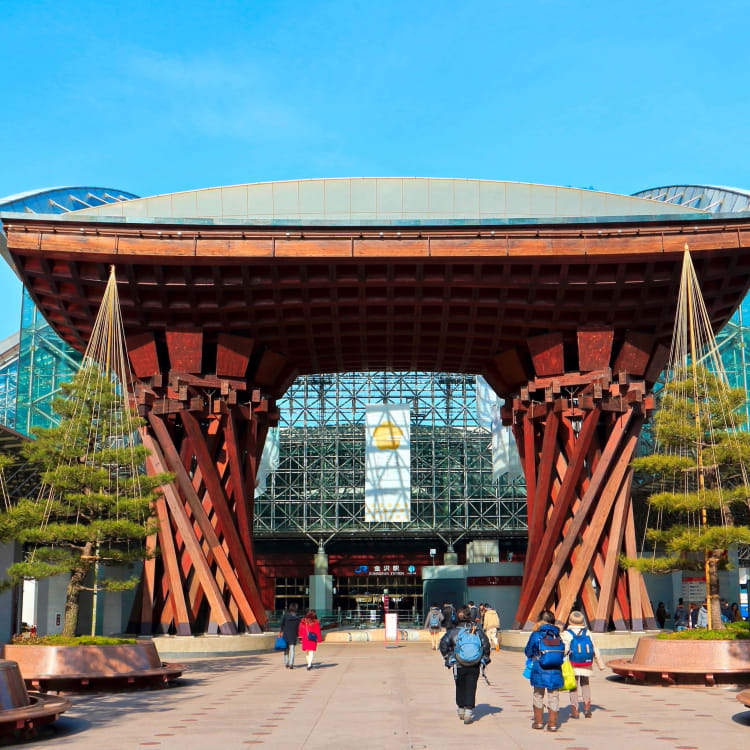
[{"xmin": 18, "ymin": 642, "xmax": 750, "ymax": 749}]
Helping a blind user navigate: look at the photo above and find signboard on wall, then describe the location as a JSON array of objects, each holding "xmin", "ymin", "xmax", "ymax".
[
  {"xmin": 681, "ymin": 575, "xmax": 706, "ymax": 602},
  {"xmin": 346, "ymin": 564, "xmax": 419, "ymax": 576},
  {"xmin": 466, "ymin": 576, "xmax": 523, "ymax": 586},
  {"xmin": 365, "ymin": 404, "xmax": 411, "ymax": 522}
]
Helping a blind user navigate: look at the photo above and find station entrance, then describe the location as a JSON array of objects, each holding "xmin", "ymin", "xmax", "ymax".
[{"xmin": 333, "ymin": 574, "xmax": 422, "ymax": 625}]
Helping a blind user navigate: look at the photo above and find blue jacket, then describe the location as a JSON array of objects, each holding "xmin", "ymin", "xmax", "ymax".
[{"xmin": 524, "ymin": 623, "xmax": 564, "ymax": 689}]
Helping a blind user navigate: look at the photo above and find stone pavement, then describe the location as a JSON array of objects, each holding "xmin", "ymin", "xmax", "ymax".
[{"xmin": 20, "ymin": 642, "xmax": 750, "ymax": 749}]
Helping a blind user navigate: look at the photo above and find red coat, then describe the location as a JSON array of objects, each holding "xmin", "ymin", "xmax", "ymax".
[{"xmin": 298, "ymin": 619, "xmax": 322, "ymax": 651}]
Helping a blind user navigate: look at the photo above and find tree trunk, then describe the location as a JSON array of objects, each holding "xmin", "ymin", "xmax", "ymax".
[
  {"xmin": 706, "ymin": 552, "xmax": 723, "ymax": 630},
  {"xmin": 62, "ymin": 542, "xmax": 93, "ymax": 637}
]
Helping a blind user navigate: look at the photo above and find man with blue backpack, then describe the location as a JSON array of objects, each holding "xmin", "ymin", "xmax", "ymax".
[
  {"xmin": 523, "ymin": 609, "xmax": 564, "ymax": 732},
  {"xmin": 439, "ymin": 605, "xmax": 491, "ymax": 724}
]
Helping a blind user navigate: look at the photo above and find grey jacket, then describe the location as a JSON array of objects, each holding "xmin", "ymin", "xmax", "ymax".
[{"xmin": 424, "ymin": 607, "xmax": 444, "ymax": 629}]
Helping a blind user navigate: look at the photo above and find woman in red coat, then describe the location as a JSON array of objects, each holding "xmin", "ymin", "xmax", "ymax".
[{"xmin": 298, "ymin": 609, "xmax": 322, "ymax": 670}]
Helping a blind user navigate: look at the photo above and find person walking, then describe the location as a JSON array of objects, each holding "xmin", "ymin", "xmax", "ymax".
[
  {"xmin": 439, "ymin": 605, "xmax": 491, "ymax": 725},
  {"xmin": 467, "ymin": 600, "xmax": 480, "ymax": 624},
  {"xmin": 441, "ymin": 601, "xmax": 456, "ymax": 630},
  {"xmin": 689, "ymin": 602, "xmax": 699, "ymax": 628},
  {"xmin": 298, "ymin": 609, "xmax": 322, "ymax": 670},
  {"xmin": 560, "ymin": 610, "xmax": 606, "ymax": 718},
  {"xmin": 655, "ymin": 602, "xmax": 667, "ymax": 629},
  {"xmin": 524, "ymin": 610, "xmax": 564, "ymax": 732},
  {"xmin": 673, "ymin": 599, "xmax": 688, "ymax": 631},
  {"xmin": 696, "ymin": 601, "xmax": 708, "ymax": 628},
  {"xmin": 480, "ymin": 603, "xmax": 500, "ymax": 651},
  {"xmin": 278, "ymin": 602, "xmax": 301, "ymax": 670},
  {"xmin": 424, "ymin": 602, "xmax": 444, "ymax": 650}
]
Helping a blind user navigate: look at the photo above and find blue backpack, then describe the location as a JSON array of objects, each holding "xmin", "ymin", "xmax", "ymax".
[
  {"xmin": 428, "ymin": 610, "xmax": 441, "ymax": 628},
  {"xmin": 537, "ymin": 631, "xmax": 564, "ymax": 668},
  {"xmin": 454, "ymin": 625, "xmax": 483, "ymax": 666},
  {"xmin": 566, "ymin": 628, "xmax": 594, "ymax": 667}
]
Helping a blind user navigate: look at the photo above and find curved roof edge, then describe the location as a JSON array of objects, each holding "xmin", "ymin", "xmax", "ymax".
[
  {"xmin": 634, "ymin": 184, "xmax": 750, "ymax": 214},
  {"xmin": 0, "ymin": 186, "xmax": 139, "ymax": 215},
  {"xmin": 0, "ymin": 185, "xmax": 139, "ymax": 280},
  {"xmin": 68, "ymin": 177, "xmax": 707, "ymax": 223}
]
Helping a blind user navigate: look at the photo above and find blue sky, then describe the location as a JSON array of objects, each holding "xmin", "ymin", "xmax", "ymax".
[{"xmin": 1, "ymin": 0, "xmax": 749, "ymax": 337}]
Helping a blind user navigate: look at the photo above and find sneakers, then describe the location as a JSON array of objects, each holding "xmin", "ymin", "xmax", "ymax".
[
  {"xmin": 456, "ymin": 708, "xmax": 465, "ymax": 720},
  {"xmin": 463, "ymin": 710, "xmax": 473, "ymax": 725}
]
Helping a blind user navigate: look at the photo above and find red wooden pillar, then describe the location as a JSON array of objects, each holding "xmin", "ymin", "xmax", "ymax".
[
  {"xmin": 504, "ymin": 328, "xmax": 660, "ymax": 631},
  {"xmin": 128, "ymin": 332, "xmax": 284, "ymax": 634}
]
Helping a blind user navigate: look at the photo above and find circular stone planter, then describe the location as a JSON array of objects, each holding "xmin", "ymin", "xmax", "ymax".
[
  {"xmin": 608, "ymin": 636, "xmax": 750, "ymax": 686},
  {"xmin": 0, "ymin": 660, "xmax": 70, "ymax": 739},
  {"xmin": 0, "ymin": 640, "xmax": 184, "ymax": 692},
  {"xmin": 737, "ymin": 689, "xmax": 750, "ymax": 709}
]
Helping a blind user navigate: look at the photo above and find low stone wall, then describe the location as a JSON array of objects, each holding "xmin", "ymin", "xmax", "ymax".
[
  {"xmin": 323, "ymin": 628, "xmax": 431, "ymax": 643},
  {"xmin": 499, "ymin": 628, "xmax": 657, "ymax": 654},
  {"xmin": 152, "ymin": 633, "xmax": 277, "ymax": 659}
]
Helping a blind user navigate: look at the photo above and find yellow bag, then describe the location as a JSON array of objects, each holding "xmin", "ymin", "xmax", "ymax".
[{"xmin": 561, "ymin": 658, "xmax": 577, "ymax": 691}]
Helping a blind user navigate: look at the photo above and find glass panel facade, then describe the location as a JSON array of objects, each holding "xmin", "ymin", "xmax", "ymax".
[
  {"xmin": 0, "ymin": 340, "xmax": 18, "ymax": 428},
  {"xmin": 255, "ymin": 372, "xmax": 527, "ymax": 537},
  {"xmin": 15, "ymin": 288, "xmax": 81, "ymax": 435},
  {"xmin": 0, "ymin": 187, "xmax": 137, "ymax": 436}
]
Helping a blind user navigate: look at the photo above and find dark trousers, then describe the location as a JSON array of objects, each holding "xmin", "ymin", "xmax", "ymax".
[{"xmin": 455, "ymin": 665, "xmax": 480, "ymax": 709}]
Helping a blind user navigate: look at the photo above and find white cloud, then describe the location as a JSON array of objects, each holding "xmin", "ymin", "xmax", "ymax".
[{"xmin": 123, "ymin": 48, "xmax": 318, "ymax": 143}]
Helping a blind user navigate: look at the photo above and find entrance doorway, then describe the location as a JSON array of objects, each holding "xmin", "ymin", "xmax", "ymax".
[
  {"xmin": 273, "ymin": 576, "xmax": 309, "ymax": 614},
  {"xmin": 333, "ymin": 575, "xmax": 422, "ymax": 625}
]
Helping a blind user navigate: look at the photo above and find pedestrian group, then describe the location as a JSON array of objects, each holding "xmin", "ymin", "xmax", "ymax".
[{"xmin": 436, "ymin": 600, "xmax": 606, "ymax": 731}]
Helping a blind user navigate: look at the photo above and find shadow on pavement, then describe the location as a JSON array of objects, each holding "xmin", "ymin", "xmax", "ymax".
[
  {"xmin": 731, "ymin": 710, "xmax": 750, "ymax": 726},
  {"xmin": 16, "ymin": 681, "xmax": 197, "ymax": 747},
  {"xmin": 14, "ymin": 715, "xmax": 92, "ymax": 747},
  {"xmin": 178, "ymin": 656, "xmax": 266, "ymax": 672},
  {"xmin": 472, "ymin": 703, "xmax": 502, "ymax": 720}
]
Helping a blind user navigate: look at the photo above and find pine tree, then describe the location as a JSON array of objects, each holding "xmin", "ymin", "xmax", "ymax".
[
  {"xmin": 626, "ymin": 365, "xmax": 750, "ymax": 630},
  {"xmin": 0, "ymin": 365, "xmax": 170, "ymax": 636}
]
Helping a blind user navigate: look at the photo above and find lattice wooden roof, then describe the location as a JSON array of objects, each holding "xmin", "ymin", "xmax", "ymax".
[{"xmin": 2, "ymin": 214, "xmax": 750, "ymax": 396}]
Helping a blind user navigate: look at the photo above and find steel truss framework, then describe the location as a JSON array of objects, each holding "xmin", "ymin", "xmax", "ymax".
[{"xmin": 255, "ymin": 371, "xmax": 526, "ymax": 538}]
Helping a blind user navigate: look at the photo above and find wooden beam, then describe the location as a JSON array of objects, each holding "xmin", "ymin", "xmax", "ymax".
[
  {"xmin": 513, "ymin": 407, "xmax": 600, "ymax": 627},
  {"xmin": 523, "ymin": 407, "xmax": 635, "ymax": 628},
  {"xmin": 624, "ymin": 498, "xmax": 643, "ymax": 630},
  {"xmin": 528, "ymin": 332, "xmax": 564, "ymax": 376},
  {"xmin": 527, "ymin": 408, "xmax": 559, "ymax": 566},
  {"xmin": 577, "ymin": 326, "xmax": 614, "ymax": 372},
  {"xmin": 226, "ymin": 406, "xmax": 254, "ymax": 563},
  {"xmin": 139, "ymin": 531, "xmax": 157, "ymax": 635},
  {"xmin": 554, "ymin": 417, "xmax": 641, "ymax": 625},
  {"xmin": 145, "ymin": 435, "xmax": 238, "ymax": 634},
  {"xmin": 592, "ymin": 470, "xmax": 632, "ymax": 631},
  {"xmin": 180, "ymin": 409, "xmax": 267, "ymax": 630},
  {"xmin": 165, "ymin": 328, "xmax": 203, "ymax": 372},
  {"xmin": 147, "ymin": 414, "xmax": 258, "ymax": 630},
  {"xmin": 149, "ymin": 488, "xmax": 191, "ymax": 635}
]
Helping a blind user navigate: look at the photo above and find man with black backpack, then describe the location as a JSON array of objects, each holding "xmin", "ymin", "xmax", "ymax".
[
  {"xmin": 523, "ymin": 609, "xmax": 564, "ymax": 732},
  {"xmin": 439, "ymin": 605, "xmax": 491, "ymax": 725},
  {"xmin": 441, "ymin": 601, "xmax": 456, "ymax": 630}
]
